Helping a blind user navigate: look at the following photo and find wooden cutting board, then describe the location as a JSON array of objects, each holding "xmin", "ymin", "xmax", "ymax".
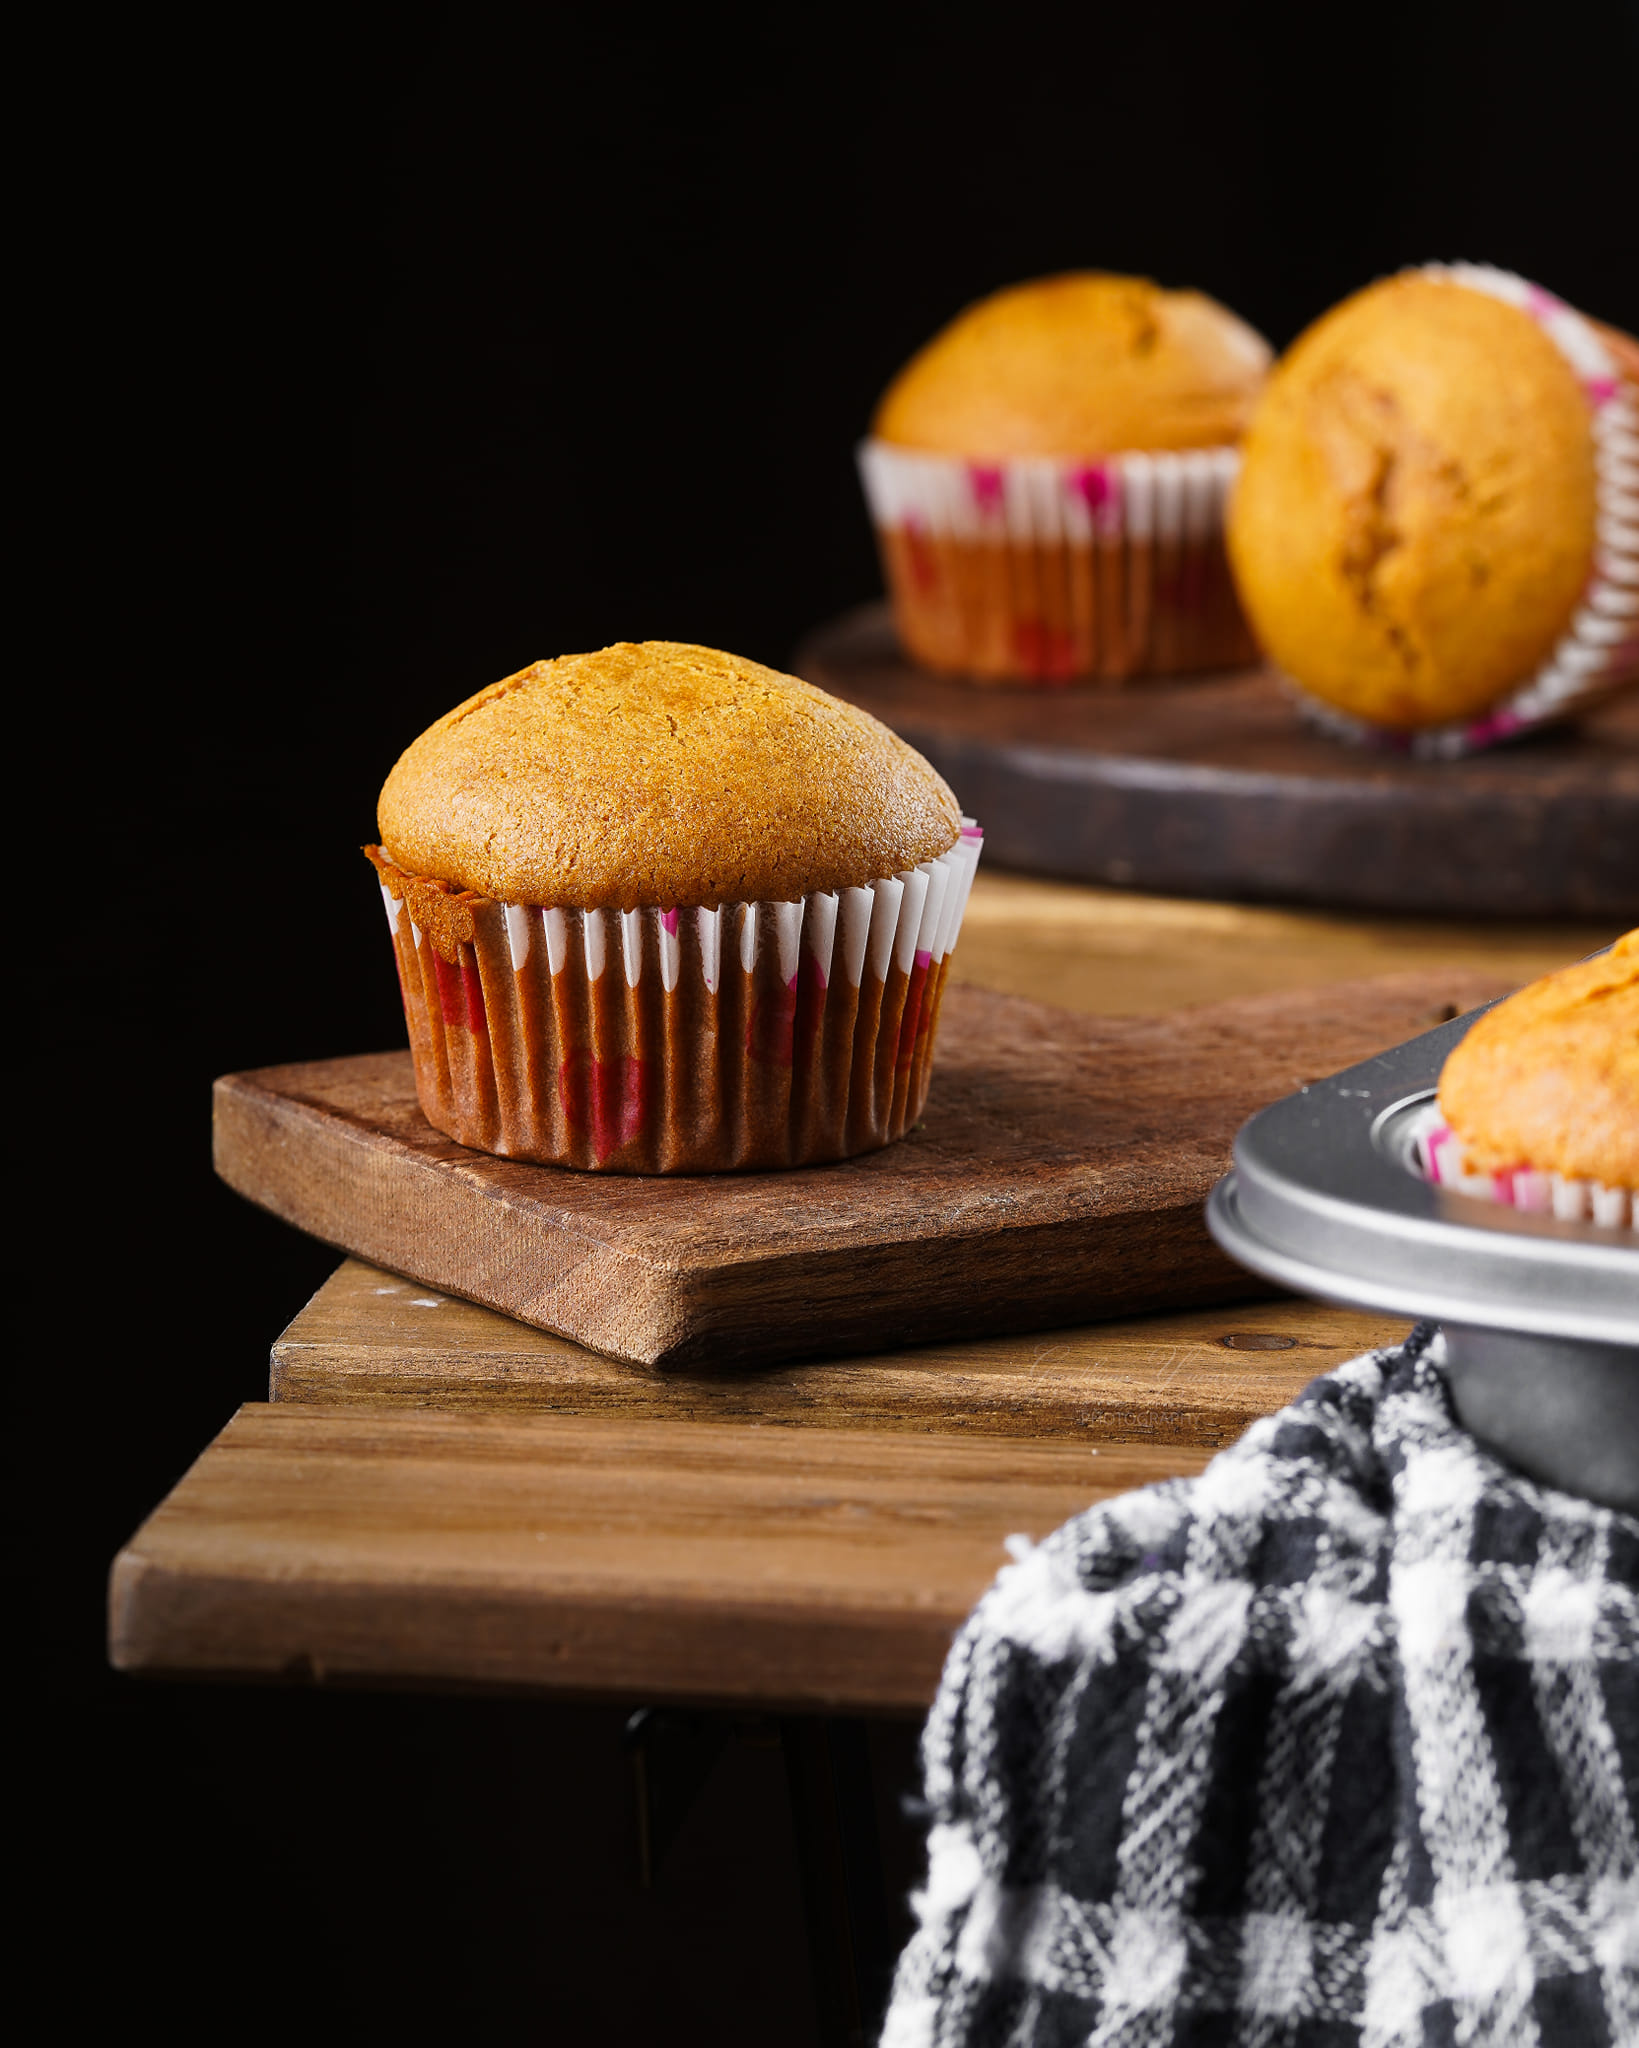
[
  {"xmin": 795, "ymin": 605, "xmax": 1639, "ymax": 922},
  {"xmin": 214, "ymin": 968, "xmax": 1511, "ymax": 1372}
]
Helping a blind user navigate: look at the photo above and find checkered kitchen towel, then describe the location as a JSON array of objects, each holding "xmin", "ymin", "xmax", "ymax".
[{"xmin": 883, "ymin": 1327, "xmax": 1639, "ymax": 2046}]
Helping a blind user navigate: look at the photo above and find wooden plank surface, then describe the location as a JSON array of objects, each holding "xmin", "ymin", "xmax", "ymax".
[
  {"xmin": 109, "ymin": 1405, "xmax": 1203, "ymax": 1710},
  {"xmin": 796, "ymin": 603, "xmax": 1639, "ymax": 920},
  {"xmin": 137, "ymin": 900, "xmax": 1538, "ymax": 1712},
  {"xmin": 275, "ymin": 1257, "xmax": 1409, "ymax": 1447},
  {"xmin": 216, "ymin": 969, "xmax": 1513, "ymax": 1372},
  {"xmin": 951, "ymin": 870, "xmax": 1620, "ymax": 1020}
]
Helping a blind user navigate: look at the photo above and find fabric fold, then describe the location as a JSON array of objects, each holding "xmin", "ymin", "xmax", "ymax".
[{"xmin": 884, "ymin": 1328, "xmax": 1639, "ymax": 2046}]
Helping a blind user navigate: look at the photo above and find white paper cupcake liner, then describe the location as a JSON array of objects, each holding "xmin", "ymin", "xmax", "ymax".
[
  {"xmin": 368, "ymin": 821, "xmax": 984, "ymax": 1173},
  {"xmin": 857, "ymin": 440, "xmax": 1255, "ymax": 682},
  {"xmin": 1408, "ymin": 1100, "xmax": 1636, "ymax": 1231},
  {"xmin": 1287, "ymin": 265, "xmax": 1639, "ymax": 759}
]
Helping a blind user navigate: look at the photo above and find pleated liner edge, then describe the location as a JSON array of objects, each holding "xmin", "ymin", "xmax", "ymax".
[{"xmin": 367, "ymin": 824, "xmax": 984, "ymax": 1173}]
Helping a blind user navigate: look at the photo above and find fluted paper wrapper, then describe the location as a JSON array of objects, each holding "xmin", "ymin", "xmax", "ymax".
[
  {"xmin": 1290, "ymin": 266, "xmax": 1639, "ymax": 759},
  {"xmin": 858, "ymin": 440, "xmax": 1256, "ymax": 684},
  {"xmin": 1408, "ymin": 1101, "xmax": 1635, "ymax": 1232},
  {"xmin": 366, "ymin": 824, "xmax": 984, "ymax": 1172}
]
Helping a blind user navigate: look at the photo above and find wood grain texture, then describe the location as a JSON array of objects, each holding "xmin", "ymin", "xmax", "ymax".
[
  {"xmin": 216, "ymin": 971, "xmax": 1513, "ymax": 1371},
  {"xmin": 952, "ymin": 870, "xmax": 1619, "ymax": 1020},
  {"xmin": 109, "ymin": 1405, "xmax": 1207, "ymax": 1709},
  {"xmin": 275, "ymin": 1257, "xmax": 1409, "ymax": 1447},
  {"xmin": 796, "ymin": 604, "xmax": 1639, "ymax": 920}
]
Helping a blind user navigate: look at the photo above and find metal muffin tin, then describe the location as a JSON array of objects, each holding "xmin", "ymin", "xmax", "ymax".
[{"xmin": 1207, "ymin": 1000, "xmax": 1638, "ymax": 1349}]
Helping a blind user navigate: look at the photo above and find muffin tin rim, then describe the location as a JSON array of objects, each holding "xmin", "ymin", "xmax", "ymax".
[{"xmin": 1206, "ymin": 997, "xmax": 1639, "ymax": 1346}]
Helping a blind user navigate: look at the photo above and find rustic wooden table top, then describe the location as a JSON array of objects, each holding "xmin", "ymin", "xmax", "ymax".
[
  {"xmin": 273, "ymin": 1256, "xmax": 1404, "ymax": 1445},
  {"xmin": 109, "ymin": 1406, "xmax": 1203, "ymax": 1711},
  {"xmin": 952, "ymin": 869, "xmax": 1618, "ymax": 1019},
  {"xmin": 113, "ymin": 879, "xmax": 1619, "ymax": 1708}
]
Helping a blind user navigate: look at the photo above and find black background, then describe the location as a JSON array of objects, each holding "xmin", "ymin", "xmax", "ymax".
[{"xmin": 28, "ymin": 2, "xmax": 1638, "ymax": 2036}]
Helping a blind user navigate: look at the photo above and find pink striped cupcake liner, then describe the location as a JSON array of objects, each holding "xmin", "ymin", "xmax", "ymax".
[
  {"xmin": 1409, "ymin": 1100, "xmax": 1636, "ymax": 1232},
  {"xmin": 365, "ymin": 822, "xmax": 984, "ymax": 1173},
  {"xmin": 857, "ymin": 440, "xmax": 1256, "ymax": 683},
  {"xmin": 1290, "ymin": 265, "xmax": 1639, "ymax": 760}
]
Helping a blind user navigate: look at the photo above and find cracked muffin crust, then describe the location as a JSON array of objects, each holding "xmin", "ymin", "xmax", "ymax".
[
  {"xmin": 1437, "ymin": 930, "xmax": 1638, "ymax": 1190},
  {"xmin": 376, "ymin": 641, "xmax": 962, "ymax": 909},
  {"xmin": 1227, "ymin": 272, "xmax": 1601, "ymax": 729},
  {"xmin": 873, "ymin": 272, "xmax": 1272, "ymax": 458}
]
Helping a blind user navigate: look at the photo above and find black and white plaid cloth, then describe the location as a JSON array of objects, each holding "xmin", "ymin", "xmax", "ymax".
[{"xmin": 883, "ymin": 1327, "xmax": 1639, "ymax": 2046}]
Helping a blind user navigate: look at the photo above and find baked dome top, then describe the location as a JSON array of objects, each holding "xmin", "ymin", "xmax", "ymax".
[
  {"xmin": 1438, "ymin": 931, "xmax": 1638, "ymax": 1190},
  {"xmin": 872, "ymin": 273, "xmax": 1272, "ymax": 458},
  {"xmin": 1227, "ymin": 272, "xmax": 1600, "ymax": 730},
  {"xmin": 377, "ymin": 642, "xmax": 963, "ymax": 910}
]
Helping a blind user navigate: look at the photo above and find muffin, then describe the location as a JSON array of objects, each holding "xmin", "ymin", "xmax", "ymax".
[
  {"xmin": 1418, "ymin": 930, "xmax": 1637, "ymax": 1229},
  {"xmin": 365, "ymin": 641, "xmax": 984, "ymax": 1172},
  {"xmin": 858, "ymin": 273, "xmax": 1273, "ymax": 683},
  {"xmin": 1229, "ymin": 265, "xmax": 1639, "ymax": 756}
]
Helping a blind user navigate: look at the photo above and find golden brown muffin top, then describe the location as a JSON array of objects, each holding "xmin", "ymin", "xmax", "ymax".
[
  {"xmin": 872, "ymin": 273, "xmax": 1272, "ymax": 458},
  {"xmin": 1227, "ymin": 272, "xmax": 1601, "ymax": 730},
  {"xmin": 377, "ymin": 642, "xmax": 963, "ymax": 910},
  {"xmin": 1438, "ymin": 931, "xmax": 1638, "ymax": 1190}
]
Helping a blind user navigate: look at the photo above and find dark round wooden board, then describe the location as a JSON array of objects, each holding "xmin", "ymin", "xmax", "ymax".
[{"xmin": 794, "ymin": 605, "xmax": 1639, "ymax": 920}]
